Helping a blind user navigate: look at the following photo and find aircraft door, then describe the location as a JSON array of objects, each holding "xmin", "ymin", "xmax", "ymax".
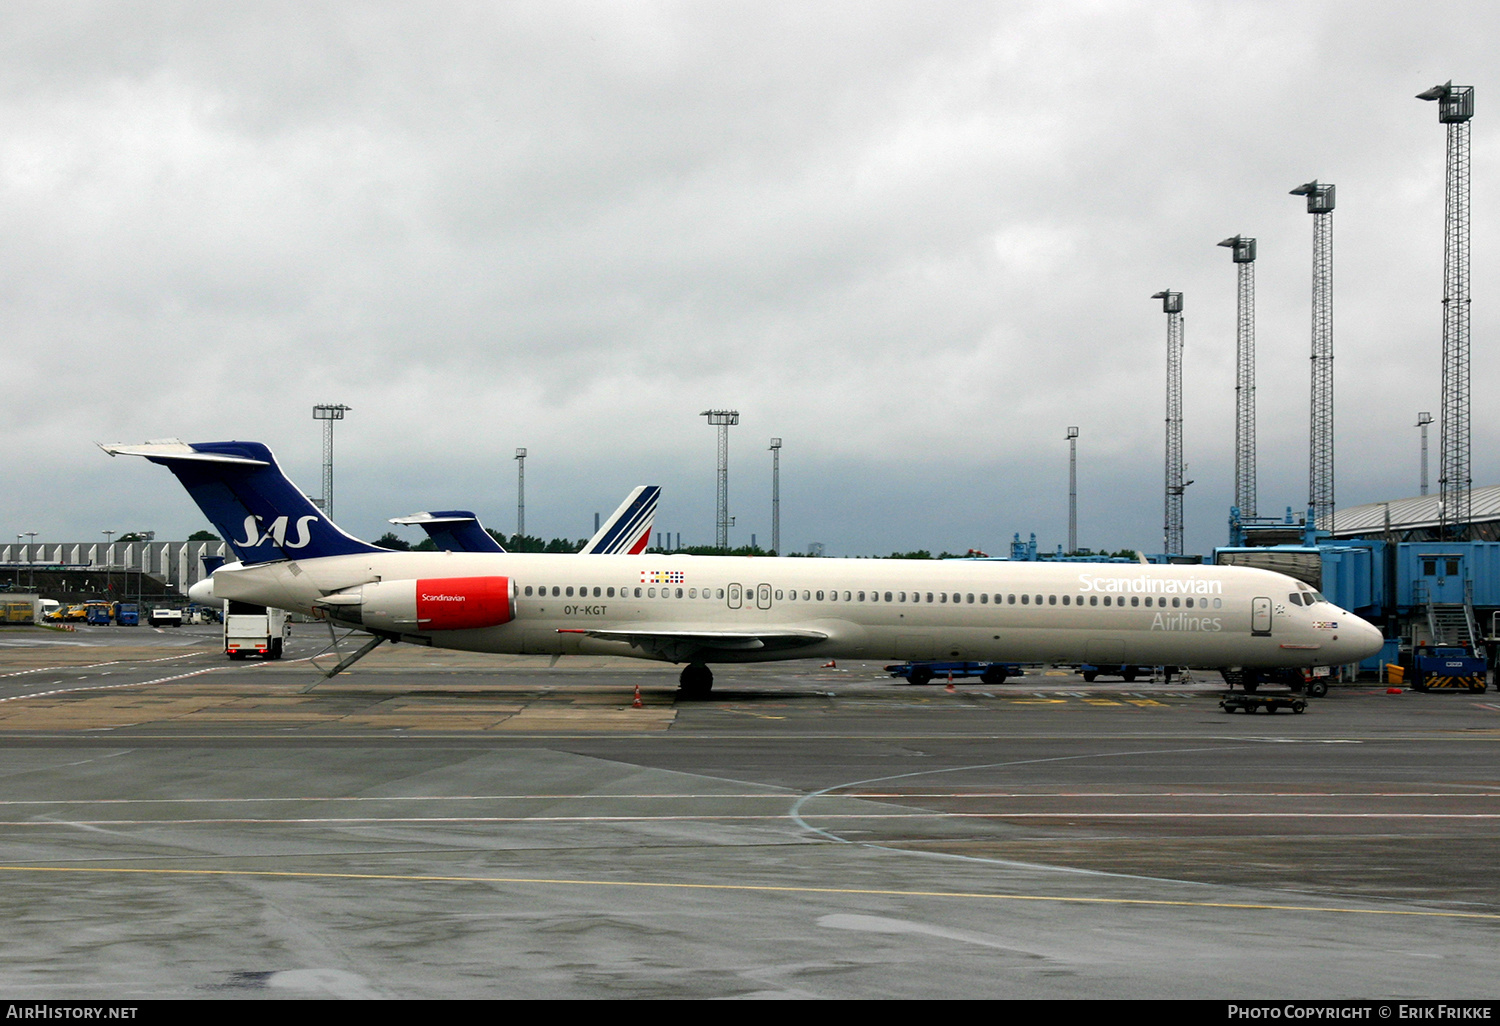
[
  {"xmin": 1251, "ymin": 596, "xmax": 1272, "ymax": 637},
  {"xmin": 756, "ymin": 584, "xmax": 771, "ymax": 610},
  {"xmin": 727, "ymin": 584, "xmax": 743, "ymax": 609}
]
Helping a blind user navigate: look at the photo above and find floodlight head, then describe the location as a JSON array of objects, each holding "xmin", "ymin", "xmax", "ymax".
[
  {"xmin": 701, "ymin": 409, "xmax": 740, "ymax": 426},
  {"xmin": 1151, "ymin": 290, "xmax": 1183, "ymax": 314},
  {"xmin": 313, "ymin": 403, "xmax": 350, "ymax": 421},
  {"xmin": 1066, "ymin": 426, "xmax": 1079, "ymax": 440},
  {"xmin": 1290, "ymin": 180, "xmax": 1335, "ymax": 213},
  {"xmin": 1218, "ymin": 235, "xmax": 1257, "ymax": 263},
  {"xmin": 1417, "ymin": 80, "xmax": 1474, "ymax": 123},
  {"xmin": 514, "ymin": 447, "xmax": 526, "ymax": 459},
  {"xmin": 1417, "ymin": 411, "xmax": 1433, "ymax": 426},
  {"xmin": 769, "ymin": 437, "xmax": 781, "ymax": 450}
]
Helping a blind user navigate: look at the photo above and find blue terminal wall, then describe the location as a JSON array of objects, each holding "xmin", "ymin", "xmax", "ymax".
[
  {"xmin": 1212, "ymin": 542, "xmax": 1385, "ymax": 615},
  {"xmin": 1394, "ymin": 541, "xmax": 1500, "ymax": 609},
  {"xmin": 1217, "ymin": 537, "xmax": 1500, "ymax": 618}
]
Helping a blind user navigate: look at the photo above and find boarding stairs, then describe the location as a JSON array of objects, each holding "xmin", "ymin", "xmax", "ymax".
[{"xmin": 1419, "ymin": 579, "xmax": 1481, "ymax": 650}]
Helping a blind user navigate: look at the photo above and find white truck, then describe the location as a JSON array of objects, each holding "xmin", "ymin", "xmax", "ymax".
[
  {"xmin": 224, "ymin": 601, "xmax": 290, "ymax": 660},
  {"xmin": 148, "ymin": 607, "xmax": 184, "ymax": 627}
]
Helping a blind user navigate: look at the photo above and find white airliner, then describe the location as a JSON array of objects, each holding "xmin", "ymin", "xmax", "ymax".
[{"xmin": 105, "ymin": 440, "xmax": 1384, "ymax": 695}]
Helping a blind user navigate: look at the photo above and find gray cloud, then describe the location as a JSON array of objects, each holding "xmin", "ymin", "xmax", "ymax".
[{"xmin": 2, "ymin": 1, "xmax": 1495, "ymax": 557}]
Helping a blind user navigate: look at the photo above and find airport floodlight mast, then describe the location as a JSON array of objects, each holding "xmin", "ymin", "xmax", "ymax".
[
  {"xmin": 1066, "ymin": 427, "xmax": 1079, "ymax": 554},
  {"xmin": 769, "ymin": 437, "xmax": 782, "ymax": 555},
  {"xmin": 311, "ymin": 404, "xmax": 351, "ymax": 522},
  {"xmin": 701, "ymin": 410, "xmax": 739, "ymax": 550},
  {"xmin": 1290, "ymin": 180, "xmax": 1336, "ymax": 534},
  {"xmin": 1219, "ymin": 235, "xmax": 1258, "ymax": 519},
  {"xmin": 1417, "ymin": 412, "xmax": 1433, "ymax": 496},
  {"xmin": 1417, "ymin": 81, "xmax": 1474, "ymax": 539},
  {"xmin": 1152, "ymin": 290, "xmax": 1185, "ymax": 555},
  {"xmin": 25, "ymin": 532, "xmax": 36, "ymax": 588},
  {"xmin": 514, "ymin": 448, "xmax": 527, "ymax": 538}
]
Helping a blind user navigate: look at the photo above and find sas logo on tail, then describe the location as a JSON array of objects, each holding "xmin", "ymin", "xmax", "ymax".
[{"xmin": 235, "ymin": 515, "xmax": 319, "ymax": 550}]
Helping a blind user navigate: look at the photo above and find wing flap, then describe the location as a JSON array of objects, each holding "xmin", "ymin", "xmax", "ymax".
[{"xmin": 560, "ymin": 626, "xmax": 827, "ymax": 659}]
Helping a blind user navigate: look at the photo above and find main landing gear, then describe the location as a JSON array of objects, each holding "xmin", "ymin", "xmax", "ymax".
[{"xmin": 678, "ymin": 662, "xmax": 714, "ymax": 698}]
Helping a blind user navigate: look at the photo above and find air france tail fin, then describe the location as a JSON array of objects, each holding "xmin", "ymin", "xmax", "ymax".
[
  {"xmin": 100, "ymin": 439, "xmax": 382, "ymax": 563},
  {"xmin": 388, "ymin": 511, "xmax": 507, "ymax": 553},
  {"xmin": 581, "ymin": 485, "xmax": 659, "ymax": 555}
]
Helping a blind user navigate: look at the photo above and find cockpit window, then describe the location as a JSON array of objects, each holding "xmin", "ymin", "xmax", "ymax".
[{"xmin": 1288, "ymin": 593, "xmax": 1305, "ymax": 606}]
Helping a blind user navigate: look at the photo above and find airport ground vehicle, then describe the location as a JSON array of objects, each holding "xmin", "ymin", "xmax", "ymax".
[
  {"xmin": 0, "ymin": 598, "xmax": 36, "ymax": 625},
  {"xmin": 224, "ymin": 601, "xmax": 289, "ymax": 659},
  {"xmin": 102, "ymin": 439, "xmax": 1386, "ymax": 695},
  {"xmin": 112, "ymin": 602, "xmax": 140, "ymax": 626},
  {"xmin": 85, "ymin": 601, "xmax": 113, "ymax": 626},
  {"xmin": 147, "ymin": 607, "xmax": 183, "ymax": 627},
  {"xmin": 1401, "ymin": 643, "xmax": 1487, "ymax": 692},
  {"xmin": 49, "ymin": 603, "xmax": 89, "ymax": 623},
  {"xmin": 886, "ymin": 661, "xmax": 1021, "ymax": 685},
  {"xmin": 1221, "ymin": 693, "xmax": 1307, "ymax": 714},
  {"xmin": 1079, "ymin": 663, "xmax": 1154, "ymax": 682}
]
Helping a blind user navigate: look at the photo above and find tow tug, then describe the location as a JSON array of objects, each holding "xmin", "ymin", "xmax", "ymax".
[{"xmin": 885, "ymin": 661, "xmax": 1023, "ymax": 686}]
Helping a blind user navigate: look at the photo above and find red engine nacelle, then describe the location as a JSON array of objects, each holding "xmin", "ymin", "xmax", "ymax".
[{"xmin": 349, "ymin": 576, "xmax": 514, "ymax": 633}]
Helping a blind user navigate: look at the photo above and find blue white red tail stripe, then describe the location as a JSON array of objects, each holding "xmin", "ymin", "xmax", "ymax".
[{"xmin": 583, "ymin": 485, "xmax": 659, "ymax": 555}]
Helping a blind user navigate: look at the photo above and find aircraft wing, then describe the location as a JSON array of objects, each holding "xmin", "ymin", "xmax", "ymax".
[
  {"xmin": 581, "ymin": 486, "xmax": 659, "ymax": 555},
  {"xmin": 559, "ymin": 624, "xmax": 826, "ymax": 662}
]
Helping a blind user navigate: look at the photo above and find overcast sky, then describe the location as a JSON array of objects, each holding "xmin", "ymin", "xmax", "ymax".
[{"xmin": 2, "ymin": 1, "xmax": 1495, "ymax": 557}]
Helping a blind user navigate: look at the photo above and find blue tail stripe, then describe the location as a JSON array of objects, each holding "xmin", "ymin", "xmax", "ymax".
[
  {"xmin": 608, "ymin": 489, "xmax": 659, "ymax": 553},
  {"xmin": 588, "ymin": 487, "xmax": 659, "ymax": 554}
]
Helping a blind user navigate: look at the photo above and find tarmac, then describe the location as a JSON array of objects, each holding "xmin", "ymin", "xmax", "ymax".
[{"xmin": 0, "ymin": 623, "xmax": 1497, "ymax": 999}]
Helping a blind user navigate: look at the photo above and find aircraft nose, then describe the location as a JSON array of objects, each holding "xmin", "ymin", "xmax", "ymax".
[{"xmin": 1344, "ymin": 614, "xmax": 1384, "ymax": 662}]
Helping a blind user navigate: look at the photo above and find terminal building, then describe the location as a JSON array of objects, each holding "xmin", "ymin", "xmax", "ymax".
[
  {"xmin": 1217, "ymin": 491, "xmax": 1500, "ymax": 669},
  {"xmin": 0, "ymin": 539, "xmax": 227, "ymax": 607}
]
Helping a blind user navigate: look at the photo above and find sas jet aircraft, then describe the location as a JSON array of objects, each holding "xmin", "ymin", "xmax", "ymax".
[{"xmin": 104, "ymin": 439, "xmax": 1384, "ymax": 696}]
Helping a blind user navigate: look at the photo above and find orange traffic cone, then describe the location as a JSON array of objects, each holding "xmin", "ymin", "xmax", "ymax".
[
  {"xmin": 822, "ymin": 660, "xmax": 837, "ymax": 668},
  {"xmin": 946, "ymin": 673, "xmax": 956, "ymax": 693},
  {"xmin": 633, "ymin": 683, "xmax": 643, "ymax": 708}
]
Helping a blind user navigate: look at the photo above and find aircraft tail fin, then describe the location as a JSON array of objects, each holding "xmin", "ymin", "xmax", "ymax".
[
  {"xmin": 581, "ymin": 485, "xmax": 659, "ymax": 555},
  {"xmin": 389, "ymin": 511, "xmax": 507, "ymax": 553},
  {"xmin": 100, "ymin": 439, "xmax": 382, "ymax": 563}
]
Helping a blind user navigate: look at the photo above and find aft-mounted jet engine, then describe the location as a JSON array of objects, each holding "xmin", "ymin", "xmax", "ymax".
[{"xmin": 318, "ymin": 576, "xmax": 515, "ymax": 633}]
